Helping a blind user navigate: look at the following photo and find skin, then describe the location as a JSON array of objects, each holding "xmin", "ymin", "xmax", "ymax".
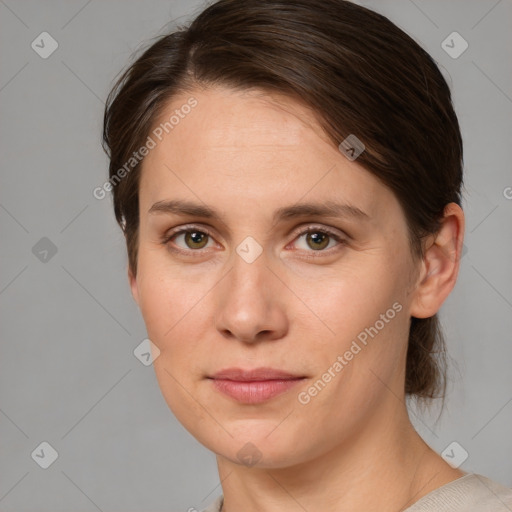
[{"xmin": 129, "ymin": 86, "xmax": 466, "ymax": 512}]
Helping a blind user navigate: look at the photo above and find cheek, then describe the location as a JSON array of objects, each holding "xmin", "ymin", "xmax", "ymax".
[
  {"xmin": 135, "ymin": 270, "xmax": 205, "ymax": 374},
  {"xmin": 299, "ymin": 259, "xmax": 403, "ymax": 337},
  {"xmin": 297, "ymin": 256, "xmax": 410, "ymax": 397},
  {"xmin": 136, "ymin": 266, "xmax": 213, "ymax": 422},
  {"xmin": 136, "ymin": 248, "xmax": 201, "ymax": 325}
]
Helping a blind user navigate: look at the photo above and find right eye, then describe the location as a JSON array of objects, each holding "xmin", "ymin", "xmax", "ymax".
[{"xmin": 160, "ymin": 225, "xmax": 217, "ymax": 254}]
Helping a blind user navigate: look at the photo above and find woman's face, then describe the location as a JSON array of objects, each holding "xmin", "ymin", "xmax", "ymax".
[{"xmin": 130, "ymin": 86, "xmax": 422, "ymax": 468}]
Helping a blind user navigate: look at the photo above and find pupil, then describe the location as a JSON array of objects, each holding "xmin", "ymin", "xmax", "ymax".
[
  {"xmin": 308, "ymin": 232, "xmax": 328, "ymax": 250},
  {"xmin": 187, "ymin": 231, "xmax": 207, "ymax": 248}
]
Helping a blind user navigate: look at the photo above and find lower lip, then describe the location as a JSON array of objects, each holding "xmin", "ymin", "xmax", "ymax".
[{"xmin": 210, "ymin": 378, "xmax": 305, "ymax": 404}]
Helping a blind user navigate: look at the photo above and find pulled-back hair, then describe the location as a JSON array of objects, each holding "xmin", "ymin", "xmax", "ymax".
[{"xmin": 102, "ymin": 0, "xmax": 464, "ymax": 402}]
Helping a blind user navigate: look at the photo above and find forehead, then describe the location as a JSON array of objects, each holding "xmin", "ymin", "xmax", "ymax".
[
  {"xmin": 153, "ymin": 86, "xmax": 327, "ymax": 150},
  {"xmin": 137, "ymin": 86, "xmax": 398, "ymax": 227}
]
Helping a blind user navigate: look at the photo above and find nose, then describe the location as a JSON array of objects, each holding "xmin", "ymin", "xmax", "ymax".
[{"xmin": 213, "ymin": 247, "xmax": 289, "ymax": 344}]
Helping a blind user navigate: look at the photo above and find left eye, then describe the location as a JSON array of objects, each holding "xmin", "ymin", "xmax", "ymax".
[{"xmin": 292, "ymin": 228, "xmax": 344, "ymax": 252}]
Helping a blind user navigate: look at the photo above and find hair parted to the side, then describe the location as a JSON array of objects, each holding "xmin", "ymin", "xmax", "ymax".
[{"xmin": 102, "ymin": 0, "xmax": 464, "ymax": 404}]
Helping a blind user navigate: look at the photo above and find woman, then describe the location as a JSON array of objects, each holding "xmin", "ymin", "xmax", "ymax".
[{"xmin": 102, "ymin": 0, "xmax": 512, "ymax": 510}]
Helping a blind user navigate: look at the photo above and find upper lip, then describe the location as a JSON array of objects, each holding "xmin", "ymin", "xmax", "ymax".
[{"xmin": 210, "ymin": 367, "xmax": 305, "ymax": 381}]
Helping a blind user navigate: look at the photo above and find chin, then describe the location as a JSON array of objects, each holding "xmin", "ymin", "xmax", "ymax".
[{"xmin": 199, "ymin": 425, "xmax": 310, "ymax": 469}]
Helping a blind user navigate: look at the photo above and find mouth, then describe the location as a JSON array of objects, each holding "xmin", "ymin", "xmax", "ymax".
[{"xmin": 207, "ymin": 367, "xmax": 307, "ymax": 404}]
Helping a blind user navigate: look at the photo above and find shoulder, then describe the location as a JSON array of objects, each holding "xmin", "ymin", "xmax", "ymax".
[
  {"xmin": 199, "ymin": 494, "xmax": 223, "ymax": 512},
  {"xmin": 198, "ymin": 475, "xmax": 512, "ymax": 512},
  {"xmin": 405, "ymin": 473, "xmax": 512, "ymax": 512}
]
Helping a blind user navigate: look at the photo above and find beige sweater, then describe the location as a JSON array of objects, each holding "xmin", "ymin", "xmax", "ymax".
[{"xmin": 200, "ymin": 473, "xmax": 512, "ymax": 512}]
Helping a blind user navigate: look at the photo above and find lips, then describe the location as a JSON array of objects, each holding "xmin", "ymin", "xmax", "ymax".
[
  {"xmin": 210, "ymin": 367, "xmax": 303, "ymax": 381},
  {"xmin": 208, "ymin": 367, "xmax": 306, "ymax": 404}
]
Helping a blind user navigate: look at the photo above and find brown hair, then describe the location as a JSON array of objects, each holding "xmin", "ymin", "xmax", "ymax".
[{"xmin": 102, "ymin": 0, "xmax": 464, "ymax": 402}]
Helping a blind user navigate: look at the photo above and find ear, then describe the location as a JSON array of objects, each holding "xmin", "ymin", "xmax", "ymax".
[
  {"xmin": 409, "ymin": 202, "xmax": 465, "ymax": 319},
  {"xmin": 128, "ymin": 264, "xmax": 140, "ymax": 306}
]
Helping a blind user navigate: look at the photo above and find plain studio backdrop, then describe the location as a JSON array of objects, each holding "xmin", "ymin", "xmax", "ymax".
[{"xmin": 0, "ymin": 0, "xmax": 511, "ymax": 511}]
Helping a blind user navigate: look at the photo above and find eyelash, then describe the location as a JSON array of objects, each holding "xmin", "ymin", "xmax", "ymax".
[{"xmin": 160, "ymin": 224, "xmax": 346, "ymax": 258}]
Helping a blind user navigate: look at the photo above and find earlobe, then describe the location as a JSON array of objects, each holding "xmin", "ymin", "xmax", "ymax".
[
  {"xmin": 128, "ymin": 265, "xmax": 140, "ymax": 306},
  {"xmin": 409, "ymin": 203, "xmax": 465, "ymax": 319}
]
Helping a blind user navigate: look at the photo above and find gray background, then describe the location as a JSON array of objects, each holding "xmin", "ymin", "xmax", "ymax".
[{"xmin": 0, "ymin": 0, "xmax": 511, "ymax": 511}]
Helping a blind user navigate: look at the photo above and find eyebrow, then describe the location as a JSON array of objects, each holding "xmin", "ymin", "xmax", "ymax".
[{"xmin": 148, "ymin": 199, "xmax": 370, "ymax": 223}]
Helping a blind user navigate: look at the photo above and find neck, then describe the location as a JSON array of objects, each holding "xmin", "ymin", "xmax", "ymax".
[{"xmin": 216, "ymin": 398, "xmax": 464, "ymax": 512}]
